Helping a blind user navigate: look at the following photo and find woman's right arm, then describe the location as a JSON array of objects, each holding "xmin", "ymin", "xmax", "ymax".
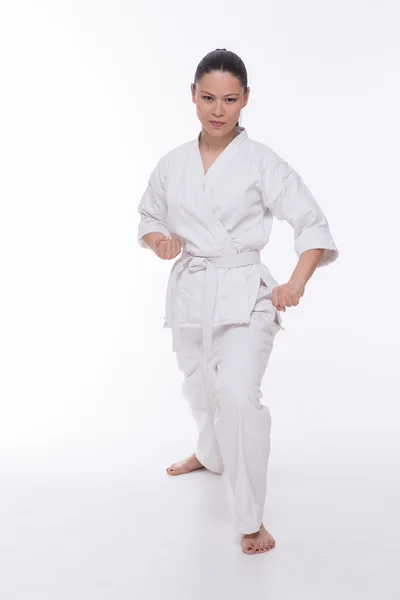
[
  {"xmin": 138, "ymin": 157, "xmax": 181, "ymax": 259},
  {"xmin": 141, "ymin": 232, "xmax": 163, "ymax": 251},
  {"xmin": 142, "ymin": 232, "xmax": 181, "ymax": 259},
  {"xmin": 138, "ymin": 158, "xmax": 170, "ymax": 246}
]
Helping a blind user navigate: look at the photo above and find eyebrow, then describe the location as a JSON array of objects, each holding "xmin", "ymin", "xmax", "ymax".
[{"xmin": 199, "ymin": 90, "xmax": 240, "ymax": 97}]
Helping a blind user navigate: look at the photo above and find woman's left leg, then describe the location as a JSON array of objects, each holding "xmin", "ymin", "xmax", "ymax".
[{"xmin": 210, "ymin": 299, "xmax": 280, "ymax": 535}]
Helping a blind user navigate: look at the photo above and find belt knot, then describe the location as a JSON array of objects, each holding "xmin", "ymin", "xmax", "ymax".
[{"xmin": 187, "ymin": 257, "xmax": 209, "ymax": 273}]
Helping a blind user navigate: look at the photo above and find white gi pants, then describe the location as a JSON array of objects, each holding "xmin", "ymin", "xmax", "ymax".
[{"xmin": 174, "ymin": 282, "xmax": 281, "ymax": 534}]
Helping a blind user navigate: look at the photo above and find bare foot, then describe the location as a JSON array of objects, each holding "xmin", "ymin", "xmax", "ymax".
[
  {"xmin": 166, "ymin": 453, "xmax": 205, "ymax": 476},
  {"xmin": 241, "ymin": 523, "xmax": 276, "ymax": 554}
]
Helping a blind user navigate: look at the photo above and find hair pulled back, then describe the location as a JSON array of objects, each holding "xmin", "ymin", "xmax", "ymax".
[{"xmin": 193, "ymin": 48, "xmax": 248, "ymax": 128}]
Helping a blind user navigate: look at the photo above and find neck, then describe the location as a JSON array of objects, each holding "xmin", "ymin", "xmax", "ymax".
[{"xmin": 199, "ymin": 126, "xmax": 240, "ymax": 152}]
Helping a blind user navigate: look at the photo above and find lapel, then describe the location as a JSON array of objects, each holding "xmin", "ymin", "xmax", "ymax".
[
  {"xmin": 182, "ymin": 127, "xmax": 249, "ymax": 256},
  {"xmin": 195, "ymin": 126, "xmax": 249, "ymax": 192}
]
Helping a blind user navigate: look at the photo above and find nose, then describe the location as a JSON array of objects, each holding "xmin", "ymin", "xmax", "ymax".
[{"xmin": 212, "ymin": 100, "xmax": 225, "ymax": 118}]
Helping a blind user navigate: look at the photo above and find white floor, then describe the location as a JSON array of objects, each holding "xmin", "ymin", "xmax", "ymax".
[
  {"xmin": 2, "ymin": 312, "xmax": 399, "ymax": 599},
  {"xmin": 1, "ymin": 422, "xmax": 399, "ymax": 600}
]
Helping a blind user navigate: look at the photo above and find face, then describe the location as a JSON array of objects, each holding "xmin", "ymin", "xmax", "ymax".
[{"xmin": 191, "ymin": 70, "xmax": 249, "ymax": 136}]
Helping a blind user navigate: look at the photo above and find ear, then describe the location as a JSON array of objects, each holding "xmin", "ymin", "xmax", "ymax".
[{"xmin": 190, "ymin": 83, "xmax": 196, "ymax": 103}]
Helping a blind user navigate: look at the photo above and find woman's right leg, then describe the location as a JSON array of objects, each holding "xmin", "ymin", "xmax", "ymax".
[{"xmin": 173, "ymin": 327, "xmax": 224, "ymax": 474}]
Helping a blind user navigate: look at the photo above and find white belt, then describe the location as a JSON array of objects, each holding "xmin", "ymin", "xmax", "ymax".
[{"xmin": 168, "ymin": 250, "xmax": 262, "ymax": 361}]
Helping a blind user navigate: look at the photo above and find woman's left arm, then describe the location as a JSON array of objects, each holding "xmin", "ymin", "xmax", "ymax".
[
  {"xmin": 261, "ymin": 156, "xmax": 339, "ymax": 311},
  {"xmin": 272, "ymin": 248, "xmax": 324, "ymax": 312}
]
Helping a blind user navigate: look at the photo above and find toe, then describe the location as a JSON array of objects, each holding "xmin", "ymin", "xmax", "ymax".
[
  {"xmin": 242, "ymin": 541, "xmax": 256, "ymax": 554},
  {"xmin": 167, "ymin": 466, "xmax": 180, "ymax": 475}
]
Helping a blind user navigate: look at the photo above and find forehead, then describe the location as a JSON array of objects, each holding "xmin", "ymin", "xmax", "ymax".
[{"xmin": 197, "ymin": 71, "xmax": 242, "ymax": 95}]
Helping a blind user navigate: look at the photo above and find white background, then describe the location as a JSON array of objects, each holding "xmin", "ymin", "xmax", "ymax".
[{"xmin": 0, "ymin": 1, "xmax": 399, "ymax": 598}]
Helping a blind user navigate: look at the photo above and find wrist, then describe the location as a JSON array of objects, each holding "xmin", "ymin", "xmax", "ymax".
[
  {"xmin": 289, "ymin": 275, "xmax": 307, "ymax": 288},
  {"xmin": 142, "ymin": 232, "xmax": 163, "ymax": 252}
]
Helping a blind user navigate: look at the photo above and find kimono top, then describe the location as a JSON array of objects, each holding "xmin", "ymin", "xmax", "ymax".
[{"xmin": 137, "ymin": 126, "xmax": 339, "ymax": 346}]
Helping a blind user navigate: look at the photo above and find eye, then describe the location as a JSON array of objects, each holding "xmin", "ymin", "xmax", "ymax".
[{"xmin": 201, "ymin": 96, "xmax": 237, "ymax": 103}]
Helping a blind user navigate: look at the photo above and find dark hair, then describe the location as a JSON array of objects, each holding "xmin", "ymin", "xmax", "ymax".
[{"xmin": 193, "ymin": 48, "xmax": 248, "ymax": 128}]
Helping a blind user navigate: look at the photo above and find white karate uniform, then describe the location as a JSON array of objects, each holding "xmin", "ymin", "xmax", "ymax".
[{"xmin": 138, "ymin": 126, "xmax": 339, "ymax": 534}]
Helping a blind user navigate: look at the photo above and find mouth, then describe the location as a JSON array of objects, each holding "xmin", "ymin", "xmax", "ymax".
[{"xmin": 210, "ymin": 121, "xmax": 226, "ymax": 127}]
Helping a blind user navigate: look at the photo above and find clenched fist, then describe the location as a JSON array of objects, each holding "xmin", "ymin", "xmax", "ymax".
[
  {"xmin": 154, "ymin": 234, "xmax": 182, "ymax": 260},
  {"xmin": 272, "ymin": 280, "xmax": 305, "ymax": 312}
]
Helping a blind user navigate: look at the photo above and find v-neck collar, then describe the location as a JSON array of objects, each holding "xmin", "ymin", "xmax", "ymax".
[{"xmin": 196, "ymin": 125, "xmax": 248, "ymax": 179}]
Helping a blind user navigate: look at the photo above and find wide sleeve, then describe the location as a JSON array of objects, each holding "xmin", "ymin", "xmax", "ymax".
[
  {"xmin": 137, "ymin": 156, "xmax": 171, "ymax": 249},
  {"xmin": 261, "ymin": 157, "xmax": 339, "ymax": 267}
]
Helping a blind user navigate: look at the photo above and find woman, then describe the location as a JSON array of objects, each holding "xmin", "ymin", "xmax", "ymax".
[{"xmin": 137, "ymin": 48, "xmax": 339, "ymax": 555}]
